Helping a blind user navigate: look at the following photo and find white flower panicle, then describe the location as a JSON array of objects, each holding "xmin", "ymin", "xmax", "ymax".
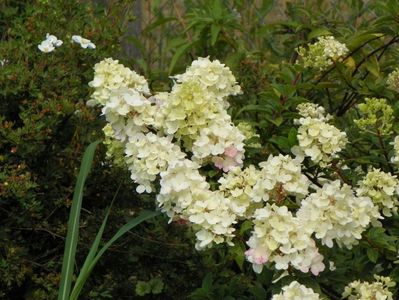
[
  {"xmin": 342, "ymin": 275, "xmax": 396, "ymax": 300},
  {"xmin": 245, "ymin": 204, "xmax": 325, "ymax": 275},
  {"xmin": 272, "ymin": 281, "xmax": 322, "ymax": 300},
  {"xmin": 251, "ymin": 154, "xmax": 310, "ymax": 203},
  {"xmin": 88, "ymin": 58, "xmax": 150, "ymax": 107},
  {"xmin": 218, "ymin": 165, "xmax": 263, "ymax": 218},
  {"xmin": 297, "ymin": 36, "xmax": 349, "ymax": 70},
  {"xmin": 173, "ymin": 56, "xmax": 241, "ymax": 100},
  {"xmin": 157, "ymin": 159, "xmax": 236, "ymax": 249},
  {"xmin": 297, "ymin": 180, "xmax": 381, "ymax": 249},
  {"xmin": 356, "ymin": 168, "xmax": 399, "ymax": 217},
  {"xmin": 38, "ymin": 33, "xmax": 63, "ymax": 53},
  {"xmin": 72, "ymin": 35, "xmax": 96, "ymax": 49},
  {"xmin": 293, "ymin": 103, "xmax": 347, "ymax": 165}
]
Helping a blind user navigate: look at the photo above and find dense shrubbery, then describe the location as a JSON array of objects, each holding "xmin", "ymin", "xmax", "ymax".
[{"xmin": 3, "ymin": 0, "xmax": 399, "ymax": 299}]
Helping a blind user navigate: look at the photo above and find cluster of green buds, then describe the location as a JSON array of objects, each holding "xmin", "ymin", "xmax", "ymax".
[{"xmin": 354, "ymin": 97, "xmax": 394, "ymax": 135}]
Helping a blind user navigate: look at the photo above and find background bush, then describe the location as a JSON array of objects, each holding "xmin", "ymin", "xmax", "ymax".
[{"xmin": 2, "ymin": 0, "xmax": 399, "ymax": 299}]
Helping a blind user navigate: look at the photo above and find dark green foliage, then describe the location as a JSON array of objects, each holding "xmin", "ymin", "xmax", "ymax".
[{"xmin": 2, "ymin": 0, "xmax": 399, "ymax": 299}]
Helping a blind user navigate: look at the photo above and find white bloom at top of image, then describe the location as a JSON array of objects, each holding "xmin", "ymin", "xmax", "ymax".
[
  {"xmin": 72, "ymin": 35, "xmax": 96, "ymax": 49},
  {"xmin": 38, "ymin": 33, "xmax": 63, "ymax": 53},
  {"xmin": 38, "ymin": 40, "xmax": 55, "ymax": 53},
  {"xmin": 46, "ymin": 33, "xmax": 63, "ymax": 47}
]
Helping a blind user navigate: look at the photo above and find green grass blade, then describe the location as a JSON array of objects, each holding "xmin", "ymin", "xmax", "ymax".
[
  {"xmin": 69, "ymin": 210, "xmax": 160, "ymax": 300},
  {"xmin": 58, "ymin": 140, "xmax": 100, "ymax": 300},
  {"xmin": 68, "ymin": 186, "xmax": 120, "ymax": 299}
]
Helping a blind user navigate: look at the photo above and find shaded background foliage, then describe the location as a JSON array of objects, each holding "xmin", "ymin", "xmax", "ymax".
[{"xmin": 1, "ymin": 0, "xmax": 399, "ymax": 299}]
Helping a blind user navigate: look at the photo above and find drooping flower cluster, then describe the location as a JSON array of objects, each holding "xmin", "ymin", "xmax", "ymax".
[
  {"xmin": 88, "ymin": 57, "xmax": 246, "ymax": 248},
  {"xmin": 272, "ymin": 281, "xmax": 321, "ymax": 300},
  {"xmin": 354, "ymin": 97, "xmax": 394, "ymax": 135},
  {"xmin": 245, "ymin": 204, "xmax": 325, "ymax": 274},
  {"xmin": 342, "ymin": 275, "xmax": 396, "ymax": 300},
  {"xmin": 157, "ymin": 159, "xmax": 236, "ymax": 250},
  {"xmin": 292, "ymin": 103, "xmax": 348, "ymax": 165},
  {"xmin": 297, "ymin": 180, "xmax": 381, "ymax": 248},
  {"xmin": 356, "ymin": 168, "xmax": 399, "ymax": 217},
  {"xmin": 387, "ymin": 68, "xmax": 399, "ymax": 92},
  {"xmin": 297, "ymin": 36, "xmax": 349, "ymax": 70}
]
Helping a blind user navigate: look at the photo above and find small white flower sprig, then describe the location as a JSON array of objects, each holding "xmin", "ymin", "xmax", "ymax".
[
  {"xmin": 38, "ymin": 33, "xmax": 95, "ymax": 53},
  {"xmin": 38, "ymin": 33, "xmax": 63, "ymax": 53},
  {"xmin": 87, "ymin": 57, "xmax": 392, "ymax": 280}
]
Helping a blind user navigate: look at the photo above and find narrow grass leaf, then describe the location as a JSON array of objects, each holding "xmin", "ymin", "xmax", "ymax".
[
  {"xmin": 69, "ymin": 210, "xmax": 160, "ymax": 300},
  {"xmin": 58, "ymin": 140, "xmax": 100, "ymax": 300}
]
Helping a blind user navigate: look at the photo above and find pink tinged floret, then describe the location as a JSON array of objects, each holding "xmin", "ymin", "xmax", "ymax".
[
  {"xmin": 245, "ymin": 248, "xmax": 268, "ymax": 265},
  {"xmin": 224, "ymin": 146, "xmax": 238, "ymax": 158}
]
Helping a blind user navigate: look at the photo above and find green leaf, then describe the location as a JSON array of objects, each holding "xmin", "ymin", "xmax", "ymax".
[
  {"xmin": 367, "ymin": 247, "xmax": 379, "ymax": 263},
  {"xmin": 58, "ymin": 140, "xmax": 100, "ymax": 300},
  {"xmin": 210, "ymin": 24, "xmax": 221, "ymax": 46},
  {"xmin": 169, "ymin": 42, "xmax": 195, "ymax": 75},
  {"xmin": 347, "ymin": 33, "xmax": 384, "ymax": 50},
  {"xmin": 308, "ymin": 28, "xmax": 332, "ymax": 40}
]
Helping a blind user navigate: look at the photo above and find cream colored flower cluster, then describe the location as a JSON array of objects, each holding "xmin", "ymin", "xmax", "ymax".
[
  {"xmin": 157, "ymin": 159, "xmax": 236, "ymax": 250},
  {"xmin": 293, "ymin": 103, "xmax": 348, "ymax": 165},
  {"xmin": 245, "ymin": 204, "xmax": 325, "ymax": 275},
  {"xmin": 357, "ymin": 168, "xmax": 399, "ymax": 217},
  {"xmin": 342, "ymin": 275, "xmax": 396, "ymax": 300},
  {"xmin": 88, "ymin": 57, "xmax": 246, "ymax": 249},
  {"xmin": 192, "ymin": 115, "xmax": 245, "ymax": 172},
  {"xmin": 125, "ymin": 132, "xmax": 186, "ymax": 193},
  {"xmin": 297, "ymin": 180, "xmax": 381, "ymax": 248},
  {"xmin": 297, "ymin": 36, "xmax": 349, "ymax": 71},
  {"xmin": 272, "ymin": 281, "xmax": 321, "ymax": 300},
  {"xmin": 173, "ymin": 56, "xmax": 242, "ymax": 101},
  {"xmin": 251, "ymin": 154, "xmax": 310, "ymax": 202},
  {"xmin": 88, "ymin": 58, "xmax": 150, "ymax": 107},
  {"xmin": 218, "ymin": 165, "xmax": 263, "ymax": 218}
]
